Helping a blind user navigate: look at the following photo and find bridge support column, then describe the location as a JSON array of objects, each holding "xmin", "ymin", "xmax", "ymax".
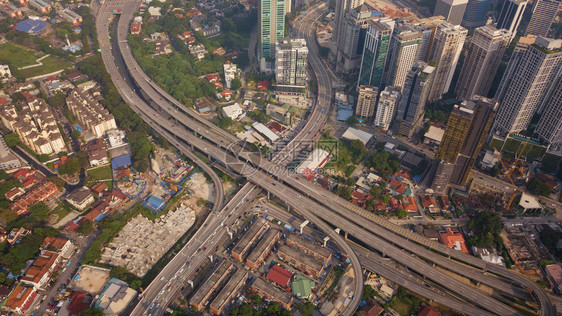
[
  {"xmin": 323, "ymin": 236, "xmax": 330, "ymax": 247},
  {"xmin": 345, "ymin": 231, "xmax": 348, "ymax": 240},
  {"xmin": 190, "ymin": 143, "xmax": 194, "ymax": 151},
  {"xmin": 187, "ymin": 280, "xmax": 193, "ymax": 288},
  {"xmin": 267, "ymin": 191, "xmax": 270, "ymax": 200},
  {"xmin": 209, "ymin": 255, "xmax": 213, "ymax": 263},
  {"xmin": 300, "ymin": 220, "xmax": 309, "ymax": 235}
]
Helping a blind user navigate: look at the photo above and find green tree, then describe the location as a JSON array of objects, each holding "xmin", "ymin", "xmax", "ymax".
[
  {"xmin": 346, "ymin": 116, "xmax": 359, "ymax": 125},
  {"xmin": 527, "ymin": 178, "xmax": 552, "ymax": 197},
  {"xmin": 467, "ymin": 210, "xmax": 503, "ymax": 248},
  {"xmin": 4, "ymin": 133, "xmax": 20, "ymax": 147},
  {"xmin": 29, "ymin": 203, "xmax": 50, "ymax": 220},
  {"xmin": 231, "ymin": 78, "xmax": 242, "ymax": 90},
  {"xmin": 77, "ymin": 221, "xmax": 94, "ymax": 236},
  {"xmin": 362, "ymin": 284, "xmax": 379, "ymax": 300},
  {"xmin": 79, "ymin": 308, "xmax": 104, "ymax": 316},
  {"xmin": 395, "ymin": 208, "xmax": 408, "ymax": 218},
  {"xmin": 71, "ymin": 130, "xmax": 81, "ymax": 139}
]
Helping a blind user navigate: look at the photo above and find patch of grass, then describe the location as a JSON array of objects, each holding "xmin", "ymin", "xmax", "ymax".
[
  {"xmin": 53, "ymin": 202, "xmax": 74, "ymax": 219},
  {"xmin": 87, "ymin": 165, "xmax": 113, "ymax": 181},
  {"xmin": 390, "ymin": 288, "xmax": 422, "ymax": 315},
  {"xmin": 0, "ymin": 43, "xmax": 70, "ymax": 78},
  {"xmin": 18, "ymin": 55, "xmax": 70, "ymax": 78},
  {"xmin": 0, "ymin": 42, "xmax": 40, "ymax": 68}
]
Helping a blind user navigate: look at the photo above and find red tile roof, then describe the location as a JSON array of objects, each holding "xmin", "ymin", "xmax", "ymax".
[
  {"xmin": 22, "ymin": 250, "xmax": 59, "ymax": 285},
  {"xmin": 4, "ymin": 285, "xmax": 35, "ymax": 311},
  {"xmin": 439, "ymin": 228, "xmax": 468, "ymax": 254},
  {"xmin": 66, "ymin": 291, "xmax": 91, "ymax": 315},
  {"xmin": 267, "ymin": 265, "xmax": 293, "ymax": 288},
  {"xmin": 421, "ymin": 195, "xmax": 437, "ymax": 208},
  {"xmin": 418, "ymin": 305, "xmax": 441, "ymax": 316},
  {"xmin": 42, "ymin": 236, "xmax": 69, "ymax": 252}
]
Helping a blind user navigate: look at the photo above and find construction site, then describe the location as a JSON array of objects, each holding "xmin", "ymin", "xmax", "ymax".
[{"xmin": 99, "ymin": 203, "xmax": 196, "ymax": 277}]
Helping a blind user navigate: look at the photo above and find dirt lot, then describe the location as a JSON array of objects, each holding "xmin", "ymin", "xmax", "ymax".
[
  {"xmin": 72, "ymin": 266, "xmax": 111, "ymax": 295},
  {"xmin": 185, "ymin": 172, "xmax": 215, "ymax": 203}
]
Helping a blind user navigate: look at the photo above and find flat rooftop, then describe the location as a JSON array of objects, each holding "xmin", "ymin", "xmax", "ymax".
[
  {"xmin": 278, "ymin": 245, "xmax": 323, "ymax": 272},
  {"xmin": 210, "ymin": 269, "xmax": 247, "ymax": 312},
  {"xmin": 287, "ymin": 233, "xmax": 331, "ymax": 259},
  {"xmin": 252, "ymin": 278, "xmax": 292, "ymax": 304},
  {"xmin": 232, "ymin": 218, "xmax": 267, "ymax": 256},
  {"xmin": 190, "ymin": 260, "xmax": 233, "ymax": 306},
  {"xmin": 247, "ymin": 229, "xmax": 279, "ymax": 264}
]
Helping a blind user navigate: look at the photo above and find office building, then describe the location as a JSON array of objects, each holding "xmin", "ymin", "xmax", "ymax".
[
  {"xmin": 496, "ymin": 0, "xmax": 528, "ymax": 40},
  {"xmin": 259, "ymin": 0, "xmax": 285, "ymax": 63},
  {"xmin": 427, "ymin": 22, "xmax": 467, "ymax": 102},
  {"xmin": 410, "ymin": 16, "xmax": 447, "ymax": 62},
  {"xmin": 394, "ymin": 61, "xmax": 436, "ymax": 137},
  {"xmin": 494, "ymin": 35, "xmax": 536, "ymax": 101},
  {"xmin": 434, "ymin": 0, "xmax": 469, "ymax": 25},
  {"xmin": 374, "ymin": 86, "xmax": 401, "ymax": 130},
  {"xmin": 333, "ymin": 0, "xmax": 365, "ymax": 47},
  {"xmin": 335, "ymin": 4, "xmax": 383, "ymax": 74},
  {"xmin": 357, "ymin": 19, "xmax": 394, "ymax": 89},
  {"xmin": 455, "ymin": 25, "xmax": 510, "ymax": 100},
  {"xmin": 462, "ymin": 0, "xmax": 491, "ymax": 27},
  {"xmin": 524, "ymin": 0, "xmax": 561, "ymax": 37},
  {"xmin": 387, "ymin": 22, "xmax": 422, "ymax": 90},
  {"xmin": 493, "ymin": 37, "xmax": 562, "ymax": 135},
  {"xmin": 535, "ymin": 75, "xmax": 562, "ymax": 150},
  {"xmin": 355, "ymin": 85, "xmax": 378, "ymax": 119},
  {"xmin": 275, "ymin": 38, "xmax": 308, "ymax": 87},
  {"xmin": 436, "ymin": 96, "xmax": 497, "ymax": 186}
]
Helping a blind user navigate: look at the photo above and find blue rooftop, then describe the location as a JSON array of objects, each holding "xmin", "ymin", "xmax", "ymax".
[
  {"xmin": 16, "ymin": 19, "xmax": 47, "ymax": 35},
  {"xmin": 337, "ymin": 106, "xmax": 354, "ymax": 122},
  {"xmin": 111, "ymin": 154, "xmax": 132, "ymax": 169}
]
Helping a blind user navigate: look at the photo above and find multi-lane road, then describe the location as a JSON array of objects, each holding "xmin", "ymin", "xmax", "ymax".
[
  {"xmin": 96, "ymin": 1, "xmax": 363, "ymax": 315},
  {"xmin": 96, "ymin": 1, "xmax": 553, "ymax": 315}
]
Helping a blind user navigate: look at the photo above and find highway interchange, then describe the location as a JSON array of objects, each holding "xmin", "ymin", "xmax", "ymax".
[{"xmin": 95, "ymin": 1, "xmax": 554, "ymax": 315}]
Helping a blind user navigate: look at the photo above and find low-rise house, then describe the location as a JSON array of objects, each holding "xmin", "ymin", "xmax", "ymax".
[
  {"xmin": 471, "ymin": 246, "xmax": 505, "ymax": 267},
  {"xmin": 0, "ymin": 3, "xmax": 23, "ymax": 18},
  {"xmin": 29, "ymin": 0, "xmax": 51, "ymax": 13},
  {"xmin": 59, "ymin": 8, "xmax": 82, "ymax": 25},
  {"xmin": 21, "ymin": 250, "xmax": 61, "ymax": 290},
  {"xmin": 43, "ymin": 236, "xmax": 74, "ymax": 258},
  {"xmin": 66, "ymin": 186, "xmax": 95, "ymax": 211},
  {"xmin": 5, "ymin": 187, "xmax": 24, "ymax": 201},
  {"xmin": 3, "ymin": 285, "xmax": 36, "ymax": 314},
  {"xmin": 221, "ymin": 103, "xmax": 245, "ymax": 120},
  {"xmin": 130, "ymin": 21, "xmax": 142, "ymax": 34},
  {"xmin": 11, "ymin": 180, "xmax": 59, "ymax": 215},
  {"xmin": 546, "ymin": 264, "xmax": 562, "ymax": 293},
  {"xmin": 438, "ymin": 227, "xmax": 468, "ymax": 254},
  {"xmin": 7, "ymin": 227, "xmax": 30, "ymax": 245}
]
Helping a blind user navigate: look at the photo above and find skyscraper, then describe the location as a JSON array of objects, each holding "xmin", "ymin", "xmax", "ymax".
[
  {"xmin": 493, "ymin": 37, "xmax": 562, "ymax": 135},
  {"xmin": 275, "ymin": 38, "xmax": 309, "ymax": 87},
  {"xmin": 434, "ymin": 0, "xmax": 469, "ymax": 25},
  {"xmin": 410, "ymin": 16, "xmax": 446, "ymax": 62},
  {"xmin": 355, "ymin": 85, "xmax": 379, "ymax": 119},
  {"xmin": 535, "ymin": 75, "xmax": 562, "ymax": 150},
  {"xmin": 496, "ymin": 0, "xmax": 528, "ymax": 40},
  {"xmin": 259, "ymin": 0, "xmax": 285, "ymax": 62},
  {"xmin": 386, "ymin": 22, "xmax": 422, "ymax": 90},
  {"xmin": 462, "ymin": 0, "xmax": 491, "ymax": 27},
  {"xmin": 455, "ymin": 25, "xmax": 511, "ymax": 100},
  {"xmin": 524, "ymin": 0, "xmax": 561, "ymax": 37},
  {"xmin": 427, "ymin": 22, "xmax": 467, "ymax": 102},
  {"xmin": 334, "ymin": 0, "xmax": 365, "ymax": 46},
  {"xmin": 335, "ymin": 4, "xmax": 383, "ymax": 74},
  {"xmin": 357, "ymin": 19, "xmax": 394, "ymax": 89},
  {"xmin": 435, "ymin": 96, "xmax": 498, "ymax": 186},
  {"xmin": 395, "ymin": 61, "xmax": 436, "ymax": 137},
  {"xmin": 374, "ymin": 86, "xmax": 401, "ymax": 130},
  {"xmin": 494, "ymin": 35, "xmax": 536, "ymax": 101}
]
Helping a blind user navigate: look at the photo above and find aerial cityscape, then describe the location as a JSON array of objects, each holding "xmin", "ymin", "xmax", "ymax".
[{"xmin": 0, "ymin": 0, "xmax": 559, "ymax": 314}]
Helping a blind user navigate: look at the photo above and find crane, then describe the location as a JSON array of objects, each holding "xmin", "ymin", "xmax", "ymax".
[{"xmin": 493, "ymin": 148, "xmax": 520, "ymax": 210}]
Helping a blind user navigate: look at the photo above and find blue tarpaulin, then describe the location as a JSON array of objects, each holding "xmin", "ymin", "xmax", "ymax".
[{"xmin": 111, "ymin": 154, "xmax": 132, "ymax": 169}]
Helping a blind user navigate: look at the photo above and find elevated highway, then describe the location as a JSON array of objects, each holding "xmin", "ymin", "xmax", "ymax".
[{"xmin": 97, "ymin": 1, "xmax": 553, "ymax": 315}]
